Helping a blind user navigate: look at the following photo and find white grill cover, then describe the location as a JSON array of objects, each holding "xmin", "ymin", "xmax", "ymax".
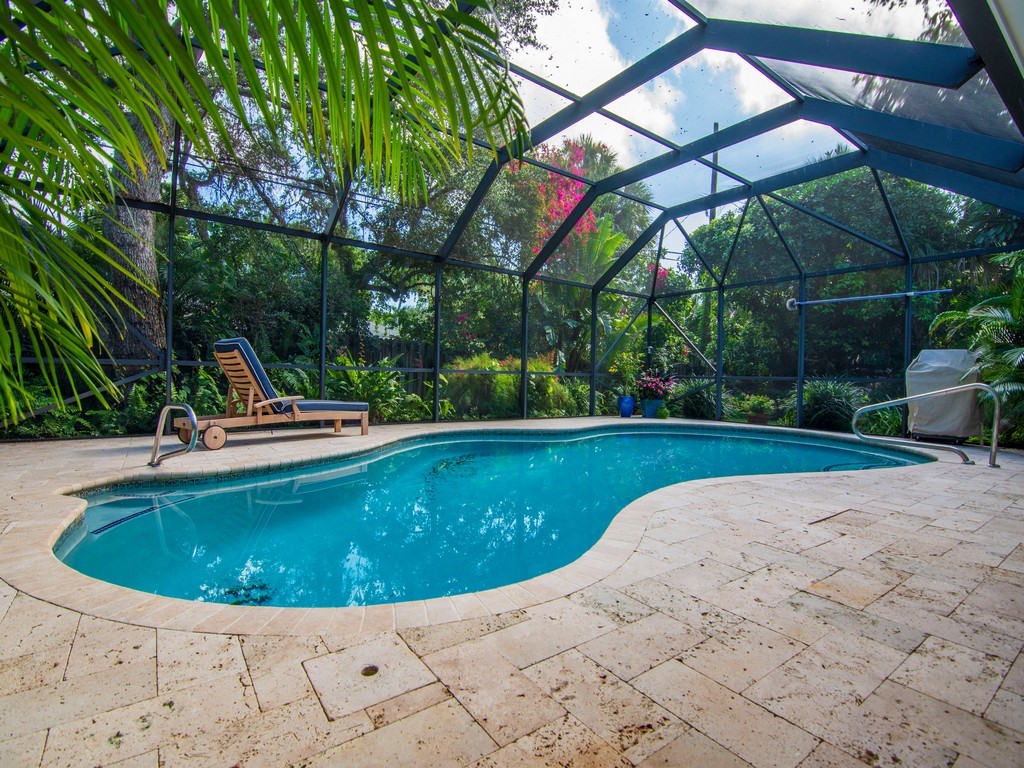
[{"xmin": 906, "ymin": 349, "xmax": 981, "ymax": 439}]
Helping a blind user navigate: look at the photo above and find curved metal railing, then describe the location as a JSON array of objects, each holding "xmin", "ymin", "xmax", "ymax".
[
  {"xmin": 851, "ymin": 383, "xmax": 1001, "ymax": 468},
  {"xmin": 149, "ymin": 403, "xmax": 198, "ymax": 467}
]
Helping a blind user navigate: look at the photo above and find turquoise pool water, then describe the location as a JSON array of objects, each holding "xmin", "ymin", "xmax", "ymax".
[{"xmin": 57, "ymin": 427, "xmax": 928, "ymax": 607}]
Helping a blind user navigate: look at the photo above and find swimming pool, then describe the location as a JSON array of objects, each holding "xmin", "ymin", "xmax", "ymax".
[{"xmin": 56, "ymin": 426, "xmax": 929, "ymax": 608}]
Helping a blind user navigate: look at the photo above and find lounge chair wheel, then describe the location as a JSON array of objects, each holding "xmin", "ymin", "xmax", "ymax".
[
  {"xmin": 202, "ymin": 426, "xmax": 227, "ymax": 450},
  {"xmin": 177, "ymin": 427, "xmax": 193, "ymax": 444}
]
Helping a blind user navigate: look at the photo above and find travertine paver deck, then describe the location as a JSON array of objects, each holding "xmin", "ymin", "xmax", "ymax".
[{"xmin": 0, "ymin": 417, "xmax": 1022, "ymax": 767}]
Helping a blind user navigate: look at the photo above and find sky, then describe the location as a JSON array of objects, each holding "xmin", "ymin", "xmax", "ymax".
[{"xmin": 506, "ymin": 0, "xmax": 953, "ymax": 233}]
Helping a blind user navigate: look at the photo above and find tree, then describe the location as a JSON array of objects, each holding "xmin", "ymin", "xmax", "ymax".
[{"xmin": 0, "ymin": 0, "xmax": 527, "ymax": 423}]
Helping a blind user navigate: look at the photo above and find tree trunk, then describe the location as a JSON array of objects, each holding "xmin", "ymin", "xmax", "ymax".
[{"xmin": 103, "ymin": 112, "xmax": 171, "ymax": 371}]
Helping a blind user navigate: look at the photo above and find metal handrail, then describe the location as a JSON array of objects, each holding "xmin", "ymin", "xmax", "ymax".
[
  {"xmin": 851, "ymin": 383, "xmax": 1001, "ymax": 468},
  {"xmin": 149, "ymin": 403, "xmax": 198, "ymax": 467}
]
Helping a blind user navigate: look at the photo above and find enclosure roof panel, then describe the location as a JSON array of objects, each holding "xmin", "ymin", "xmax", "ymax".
[{"xmin": 497, "ymin": 0, "xmax": 1024, "ymax": 275}]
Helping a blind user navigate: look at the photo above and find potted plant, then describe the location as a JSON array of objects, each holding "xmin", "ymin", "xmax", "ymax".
[
  {"xmin": 637, "ymin": 370, "xmax": 675, "ymax": 418},
  {"xmin": 610, "ymin": 352, "xmax": 641, "ymax": 417},
  {"xmin": 740, "ymin": 394, "xmax": 774, "ymax": 425}
]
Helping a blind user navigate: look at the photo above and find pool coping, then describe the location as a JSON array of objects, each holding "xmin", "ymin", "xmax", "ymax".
[{"xmin": 0, "ymin": 418, "xmax": 949, "ymax": 636}]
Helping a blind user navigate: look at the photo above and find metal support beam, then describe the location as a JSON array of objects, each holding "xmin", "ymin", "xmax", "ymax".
[
  {"xmin": 872, "ymin": 169, "xmax": 913, "ymax": 260},
  {"xmin": 524, "ymin": 102, "xmax": 804, "ymax": 280},
  {"xmin": 797, "ymin": 277, "xmax": 806, "ymax": 427},
  {"xmin": 438, "ymin": 162, "xmax": 502, "ymax": 263},
  {"xmin": 439, "ymin": 28, "xmax": 708, "ymax": 264},
  {"xmin": 520, "ymin": 281, "xmax": 529, "ymax": 419},
  {"xmin": 766, "ymin": 190, "xmax": 904, "ymax": 258},
  {"xmin": 589, "ymin": 289, "xmax": 598, "ymax": 416},
  {"xmin": 652, "ymin": 302, "xmax": 716, "ymax": 371},
  {"xmin": 517, "ymin": 27, "xmax": 707, "ymax": 155},
  {"xmin": 720, "ymin": 198, "xmax": 751, "ymax": 283},
  {"xmin": 704, "ymin": 18, "xmax": 982, "ymax": 87},
  {"xmin": 319, "ymin": 241, "xmax": 329, "ymax": 400},
  {"xmin": 674, "ymin": 219, "xmax": 724, "ymax": 287},
  {"xmin": 594, "ymin": 213, "xmax": 670, "ymax": 292},
  {"xmin": 865, "ymin": 149, "xmax": 1024, "ymax": 217},
  {"xmin": 645, "ymin": 300, "xmax": 654, "ymax": 370},
  {"xmin": 433, "ymin": 262, "xmax": 443, "ymax": 422},
  {"xmin": 715, "ymin": 285, "xmax": 724, "ymax": 420},
  {"xmin": 802, "ymin": 98, "xmax": 1024, "ymax": 172},
  {"xmin": 595, "ymin": 301, "xmax": 647, "ymax": 372},
  {"xmin": 665, "ymin": 151, "xmax": 867, "ymax": 220},
  {"xmin": 949, "ymin": 0, "xmax": 1024, "ymax": 135},
  {"xmin": 757, "ymin": 196, "xmax": 804, "ymax": 276}
]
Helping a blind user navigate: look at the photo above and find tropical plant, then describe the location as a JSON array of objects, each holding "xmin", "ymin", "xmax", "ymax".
[
  {"xmin": 862, "ymin": 405, "xmax": 905, "ymax": 437},
  {"xmin": 328, "ymin": 351, "xmax": 429, "ymax": 424},
  {"xmin": 1, "ymin": 0, "xmax": 527, "ymax": 424},
  {"xmin": 784, "ymin": 380, "xmax": 869, "ymax": 432},
  {"xmin": 931, "ymin": 252, "xmax": 1023, "ymax": 436},
  {"xmin": 668, "ymin": 379, "xmax": 718, "ymax": 420}
]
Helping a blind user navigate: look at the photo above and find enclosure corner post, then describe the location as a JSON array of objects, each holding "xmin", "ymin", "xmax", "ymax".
[
  {"xmin": 434, "ymin": 261, "xmax": 443, "ymax": 422},
  {"xmin": 797, "ymin": 276, "xmax": 807, "ymax": 428},
  {"xmin": 715, "ymin": 285, "xmax": 725, "ymax": 420},
  {"xmin": 521, "ymin": 278, "xmax": 530, "ymax": 419},
  {"xmin": 319, "ymin": 241, "xmax": 329, "ymax": 401},
  {"xmin": 590, "ymin": 289, "xmax": 598, "ymax": 416}
]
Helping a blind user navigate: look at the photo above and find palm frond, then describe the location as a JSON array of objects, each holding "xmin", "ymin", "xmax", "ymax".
[{"xmin": 0, "ymin": 0, "xmax": 525, "ymax": 422}]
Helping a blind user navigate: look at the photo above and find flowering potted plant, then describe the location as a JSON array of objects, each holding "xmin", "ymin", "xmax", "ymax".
[{"xmin": 636, "ymin": 370, "xmax": 675, "ymax": 418}]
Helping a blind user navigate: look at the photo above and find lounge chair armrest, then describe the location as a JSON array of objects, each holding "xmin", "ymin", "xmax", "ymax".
[{"xmin": 253, "ymin": 395, "xmax": 305, "ymax": 409}]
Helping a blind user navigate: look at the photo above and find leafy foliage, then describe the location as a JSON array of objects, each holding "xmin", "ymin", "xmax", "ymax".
[
  {"xmin": 1, "ymin": 0, "xmax": 527, "ymax": 423},
  {"xmin": 328, "ymin": 352, "xmax": 432, "ymax": 424},
  {"xmin": 783, "ymin": 380, "xmax": 870, "ymax": 432},
  {"xmin": 667, "ymin": 380, "xmax": 719, "ymax": 420},
  {"xmin": 931, "ymin": 252, "xmax": 1024, "ymax": 440}
]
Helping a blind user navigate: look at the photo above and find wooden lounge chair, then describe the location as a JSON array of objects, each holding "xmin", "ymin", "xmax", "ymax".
[{"xmin": 173, "ymin": 337, "xmax": 369, "ymax": 450}]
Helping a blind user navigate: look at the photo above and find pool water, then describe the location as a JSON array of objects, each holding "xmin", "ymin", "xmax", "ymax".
[{"xmin": 57, "ymin": 427, "xmax": 928, "ymax": 607}]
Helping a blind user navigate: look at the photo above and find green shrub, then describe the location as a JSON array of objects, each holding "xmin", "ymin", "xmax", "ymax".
[
  {"xmin": 669, "ymin": 379, "xmax": 718, "ymax": 420},
  {"xmin": 784, "ymin": 380, "xmax": 869, "ymax": 432},
  {"xmin": 446, "ymin": 353, "xmax": 521, "ymax": 418},
  {"xmin": 328, "ymin": 351, "xmax": 432, "ymax": 423},
  {"xmin": 266, "ymin": 367, "xmax": 318, "ymax": 401},
  {"xmin": 861, "ymin": 406, "xmax": 904, "ymax": 437}
]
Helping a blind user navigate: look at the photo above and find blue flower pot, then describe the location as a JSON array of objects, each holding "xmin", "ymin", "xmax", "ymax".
[
  {"xmin": 641, "ymin": 398, "xmax": 664, "ymax": 418},
  {"xmin": 617, "ymin": 395, "xmax": 635, "ymax": 418}
]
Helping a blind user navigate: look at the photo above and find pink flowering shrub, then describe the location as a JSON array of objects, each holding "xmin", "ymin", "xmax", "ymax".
[{"xmin": 636, "ymin": 370, "xmax": 675, "ymax": 400}]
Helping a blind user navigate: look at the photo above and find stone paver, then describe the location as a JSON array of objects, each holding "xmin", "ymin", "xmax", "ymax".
[
  {"xmin": 890, "ymin": 636, "xmax": 1009, "ymax": 715},
  {"xmin": 0, "ymin": 420, "xmax": 1020, "ymax": 766},
  {"xmin": 679, "ymin": 619, "xmax": 806, "ymax": 693},
  {"xmin": 633, "ymin": 660, "xmax": 819, "ymax": 768},
  {"xmin": 304, "ymin": 634, "xmax": 435, "ymax": 721},
  {"xmin": 423, "ymin": 635, "xmax": 564, "ymax": 746},
  {"xmin": 524, "ymin": 648, "xmax": 682, "ymax": 762}
]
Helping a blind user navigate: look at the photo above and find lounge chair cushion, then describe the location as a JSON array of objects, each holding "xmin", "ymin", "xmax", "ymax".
[
  {"xmin": 214, "ymin": 337, "xmax": 285, "ymax": 413},
  {"xmin": 288, "ymin": 399, "xmax": 369, "ymax": 414}
]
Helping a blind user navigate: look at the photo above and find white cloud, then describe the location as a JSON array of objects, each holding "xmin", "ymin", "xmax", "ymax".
[
  {"xmin": 511, "ymin": 0, "xmax": 677, "ymax": 167},
  {"xmin": 698, "ymin": 0, "xmax": 946, "ymax": 40},
  {"xmin": 689, "ymin": 49, "xmax": 792, "ymax": 115}
]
